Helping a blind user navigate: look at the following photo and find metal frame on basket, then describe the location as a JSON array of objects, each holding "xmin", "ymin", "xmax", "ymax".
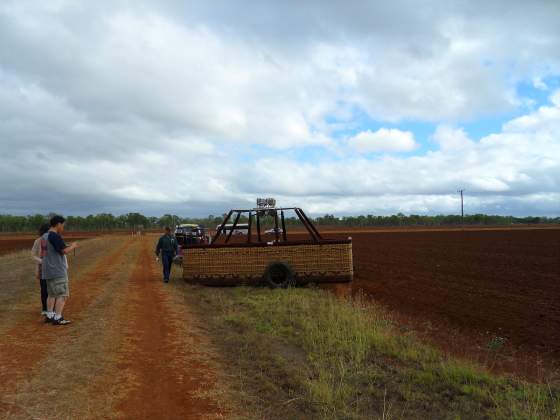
[{"xmin": 211, "ymin": 207, "xmax": 323, "ymax": 245}]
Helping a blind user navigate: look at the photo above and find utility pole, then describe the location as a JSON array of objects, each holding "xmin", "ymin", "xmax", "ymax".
[{"xmin": 457, "ymin": 189, "xmax": 465, "ymax": 223}]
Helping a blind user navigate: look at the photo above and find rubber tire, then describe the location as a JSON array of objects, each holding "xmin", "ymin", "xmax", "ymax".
[{"xmin": 264, "ymin": 262, "xmax": 295, "ymax": 289}]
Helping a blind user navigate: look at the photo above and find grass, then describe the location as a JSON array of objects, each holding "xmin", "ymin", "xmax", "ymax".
[{"xmin": 186, "ymin": 285, "xmax": 560, "ymax": 419}]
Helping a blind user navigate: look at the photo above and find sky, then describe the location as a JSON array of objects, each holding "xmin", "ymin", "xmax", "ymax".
[{"xmin": 1, "ymin": 0, "xmax": 559, "ymax": 217}]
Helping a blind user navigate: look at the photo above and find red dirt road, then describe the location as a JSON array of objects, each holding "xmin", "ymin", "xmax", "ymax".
[
  {"xmin": 113, "ymin": 236, "xmax": 221, "ymax": 418},
  {"xmin": 337, "ymin": 228, "xmax": 560, "ymax": 378},
  {"xmin": 0, "ymin": 239, "xmax": 132, "ymax": 395},
  {"xmin": 0, "ymin": 235, "xmax": 225, "ymax": 419}
]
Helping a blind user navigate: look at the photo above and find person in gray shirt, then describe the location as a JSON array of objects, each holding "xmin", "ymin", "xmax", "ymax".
[{"xmin": 42, "ymin": 215, "xmax": 79, "ymax": 325}]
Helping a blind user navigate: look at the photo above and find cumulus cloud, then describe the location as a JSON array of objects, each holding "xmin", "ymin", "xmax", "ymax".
[
  {"xmin": 533, "ymin": 77, "xmax": 548, "ymax": 91},
  {"xmin": 504, "ymin": 91, "xmax": 560, "ymax": 132},
  {"xmin": 432, "ymin": 125, "xmax": 474, "ymax": 151},
  {"xmin": 0, "ymin": 1, "xmax": 559, "ymax": 216},
  {"xmin": 242, "ymin": 90, "xmax": 560, "ymax": 214},
  {"xmin": 349, "ymin": 129, "xmax": 417, "ymax": 153}
]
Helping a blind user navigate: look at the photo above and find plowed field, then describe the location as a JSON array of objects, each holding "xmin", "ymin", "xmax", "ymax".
[
  {"xmin": 326, "ymin": 228, "xmax": 560, "ymax": 379},
  {"xmin": 223, "ymin": 226, "xmax": 560, "ymax": 377},
  {"xmin": 0, "ymin": 232, "xmax": 119, "ymax": 255}
]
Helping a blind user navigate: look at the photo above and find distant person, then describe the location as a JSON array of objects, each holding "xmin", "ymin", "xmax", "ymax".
[
  {"xmin": 155, "ymin": 226, "xmax": 179, "ymax": 283},
  {"xmin": 42, "ymin": 215, "xmax": 79, "ymax": 325},
  {"xmin": 31, "ymin": 223, "xmax": 50, "ymax": 315}
]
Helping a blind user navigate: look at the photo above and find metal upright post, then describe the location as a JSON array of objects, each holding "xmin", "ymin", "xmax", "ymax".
[
  {"xmin": 280, "ymin": 210, "xmax": 287, "ymax": 242},
  {"xmin": 256, "ymin": 211, "xmax": 262, "ymax": 242},
  {"xmin": 274, "ymin": 210, "xmax": 280, "ymax": 242},
  {"xmin": 247, "ymin": 211, "xmax": 252, "ymax": 243}
]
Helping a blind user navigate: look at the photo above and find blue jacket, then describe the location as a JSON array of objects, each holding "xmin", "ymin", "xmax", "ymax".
[{"xmin": 155, "ymin": 234, "xmax": 179, "ymax": 256}]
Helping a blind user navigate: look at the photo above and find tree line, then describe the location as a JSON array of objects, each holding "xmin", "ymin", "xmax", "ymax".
[
  {"xmin": 311, "ymin": 213, "xmax": 560, "ymax": 227},
  {"xmin": 0, "ymin": 212, "xmax": 558, "ymax": 233}
]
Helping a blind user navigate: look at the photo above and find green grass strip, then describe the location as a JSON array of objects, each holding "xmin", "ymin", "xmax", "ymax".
[{"xmin": 191, "ymin": 286, "xmax": 560, "ymax": 419}]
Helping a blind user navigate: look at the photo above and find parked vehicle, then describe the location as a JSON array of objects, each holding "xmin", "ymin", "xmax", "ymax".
[
  {"xmin": 216, "ymin": 223, "xmax": 249, "ymax": 236},
  {"xmin": 264, "ymin": 227, "xmax": 283, "ymax": 235},
  {"xmin": 174, "ymin": 224, "xmax": 208, "ymax": 246}
]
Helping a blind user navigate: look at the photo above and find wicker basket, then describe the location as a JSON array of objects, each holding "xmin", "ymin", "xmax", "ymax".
[{"xmin": 183, "ymin": 240, "xmax": 353, "ymax": 285}]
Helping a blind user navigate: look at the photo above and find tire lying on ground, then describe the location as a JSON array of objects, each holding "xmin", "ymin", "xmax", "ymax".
[{"xmin": 264, "ymin": 262, "xmax": 296, "ymax": 288}]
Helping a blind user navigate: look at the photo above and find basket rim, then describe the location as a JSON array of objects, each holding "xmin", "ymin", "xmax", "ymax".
[{"xmin": 184, "ymin": 238, "xmax": 351, "ymax": 250}]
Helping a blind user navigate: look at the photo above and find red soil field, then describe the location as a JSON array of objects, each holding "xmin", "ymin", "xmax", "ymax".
[
  {"xmin": 212, "ymin": 225, "xmax": 560, "ymax": 378},
  {"xmin": 0, "ymin": 239, "xmax": 37, "ymax": 256},
  {"xmin": 3, "ymin": 225, "xmax": 558, "ymax": 379},
  {"xmin": 0, "ymin": 232, "xmax": 115, "ymax": 255},
  {"xmin": 323, "ymin": 228, "xmax": 560, "ymax": 379}
]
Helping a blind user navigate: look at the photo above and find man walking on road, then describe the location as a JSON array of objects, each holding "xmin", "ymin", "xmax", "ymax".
[
  {"xmin": 155, "ymin": 226, "xmax": 179, "ymax": 283},
  {"xmin": 42, "ymin": 215, "xmax": 78, "ymax": 325}
]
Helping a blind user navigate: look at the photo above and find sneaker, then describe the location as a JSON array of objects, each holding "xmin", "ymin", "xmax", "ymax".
[
  {"xmin": 44, "ymin": 316, "xmax": 53, "ymax": 324},
  {"xmin": 52, "ymin": 317, "xmax": 71, "ymax": 325}
]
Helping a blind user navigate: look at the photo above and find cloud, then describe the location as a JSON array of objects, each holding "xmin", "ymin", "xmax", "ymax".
[
  {"xmin": 533, "ymin": 77, "xmax": 548, "ymax": 91},
  {"xmin": 432, "ymin": 125, "xmax": 473, "ymax": 151},
  {"xmin": 0, "ymin": 1, "xmax": 559, "ymax": 216},
  {"xmin": 241, "ymin": 90, "xmax": 560, "ymax": 214},
  {"xmin": 349, "ymin": 128, "xmax": 417, "ymax": 153},
  {"xmin": 504, "ymin": 91, "xmax": 560, "ymax": 133}
]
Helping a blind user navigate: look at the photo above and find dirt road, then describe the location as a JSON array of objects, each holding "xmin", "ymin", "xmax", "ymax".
[{"xmin": 0, "ymin": 235, "xmax": 225, "ymax": 419}]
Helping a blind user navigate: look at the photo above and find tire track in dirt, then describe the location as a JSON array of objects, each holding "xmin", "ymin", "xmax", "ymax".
[
  {"xmin": 111, "ymin": 236, "xmax": 223, "ymax": 419},
  {"xmin": 0, "ymin": 237, "xmax": 132, "ymax": 403}
]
